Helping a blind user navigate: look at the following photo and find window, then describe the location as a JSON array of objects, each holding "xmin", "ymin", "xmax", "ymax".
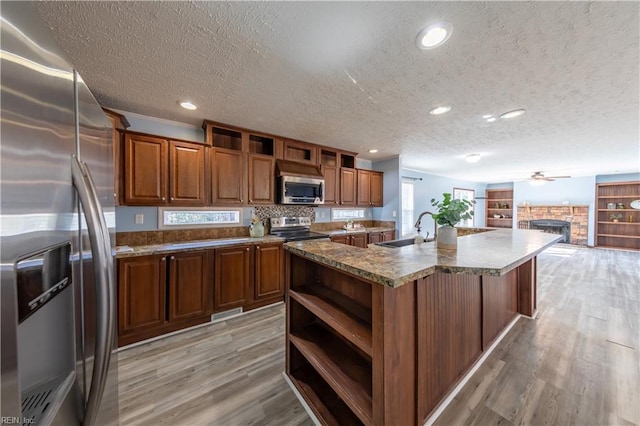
[
  {"xmin": 331, "ymin": 208, "xmax": 366, "ymax": 221},
  {"xmin": 159, "ymin": 207, "xmax": 242, "ymax": 229},
  {"xmin": 401, "ymin": 180, "xmax": 414, "ymax": 237},
  {"xmin": 453, "ymin": 188, "xmax": 475, "ymax": 227}
]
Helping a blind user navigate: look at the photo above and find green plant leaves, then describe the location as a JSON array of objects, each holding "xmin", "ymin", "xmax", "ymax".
[{"xmin": 430, "ymin": 192, "xmax": 475, "ymax": 227}]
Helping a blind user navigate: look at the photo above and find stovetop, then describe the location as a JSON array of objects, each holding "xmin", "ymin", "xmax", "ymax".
[{"xmin": 269, "ymin": 216, "xmax": 329, "ymax": 242}]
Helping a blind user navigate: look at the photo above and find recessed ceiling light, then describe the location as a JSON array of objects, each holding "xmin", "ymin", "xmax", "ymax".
[
  {"xmin": 429, "ymin": 106, "xmax": 451, "ymax": 115},
  {"xmin": 482, "ymin": 114, "xmax": 493, "ymax": 119},
  {"xmin": 368, "ymin": 149, "xmax": 379, "ymax": 154},
  {"xmin": 416, "ymin": 22, "xmax": 453, "ymax": 49},
  {"xmin": 465, "ymin": 153, "xmax": 481, "ymax": 163},
  {"xmin": 500, "ymin": 109, "xmax": 526, "ymax": 119},
  {"xmin": 486, "ymin": 117, "xmax": 497, "ymax": 123},
  {"xmin": 179, "ymin": 101, "xmax": 198, "ymax": 110}
]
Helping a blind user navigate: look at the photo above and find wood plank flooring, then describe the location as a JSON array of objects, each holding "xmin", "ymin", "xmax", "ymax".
[{"xmin": 117, "ymin": 245, "xmax": 639, "ymax": 425}]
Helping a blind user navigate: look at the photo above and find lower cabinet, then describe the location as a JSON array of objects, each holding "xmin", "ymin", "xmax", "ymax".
[
  {"xmin": 331, "ymin": 233, "xmax": 367, "ymax": 247},
  {"xmin": 214, "ymin": 245, "xmax": 252, "ymax": 311},
  {"xmin": 368, "ymin": 230, "xmax": 395, "ymax": 244},
  {"xmin": 214, "ymin": 243, "xmax": 284, "ymax": 312},
  {"xmin": 331, "ymin": 230, "xmax": 395, "ymax": 247},
  {"xmin": 117, "ymin": 250, "xmax": 212, "ymax": 347}
]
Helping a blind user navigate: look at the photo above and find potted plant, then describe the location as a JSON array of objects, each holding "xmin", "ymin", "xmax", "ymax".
[
  {"xmin": 430, "ymin": 193, "xmax": 474, "ymax": 250},
  {"xmin": 610, "ymin": 213, "xmax": 622, "ymax": 223}
]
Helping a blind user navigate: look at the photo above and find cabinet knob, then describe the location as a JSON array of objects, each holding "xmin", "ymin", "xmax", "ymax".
[
  {"xmin": 249, "ymin": 199, "xmax": 253, "ymax": 203},
  {"xmin": 240, "ymin": 199, "xmax": 243, "ymax": 202},
  {"xmin": 161, "ymin": 257, "xmax": 166, "ymax": 262},
  {"xmin": 256, "ymin": 246, "xmax": 260, "ymax": 250},
  {"xmin": 246, "ymin": 247, "xmax": 250, "ymax": 251},
  {"xmin": 170, "ymin": 256, "xmax": 175, "ymax": 260},
  {"xmin": 171, "ymin": 197, "xmax": 174, "ymax": 201},
  {"xmin": 162, "ymin": 197, "xmax": 166, "ymax": 201}
]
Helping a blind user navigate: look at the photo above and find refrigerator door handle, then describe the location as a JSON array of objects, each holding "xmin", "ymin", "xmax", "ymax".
[{"xmin": 71, "ymin": 155, "xmax": 115, "ymax": 426}]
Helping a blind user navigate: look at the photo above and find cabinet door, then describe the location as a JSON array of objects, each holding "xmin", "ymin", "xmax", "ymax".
[
  {"xmin": 368, "ymin": 232, "xmax": 382, "ymax": 244},
  {"xmin": 168, "ymin": 250, "xmax": 211, "ymax": 322},
  {"xmin": 340, "ymin": 168, "xmax": 357, "ymax": 206},
  {"xmin": 330, "ymin": 235, "xmax": 350, "ymax": 245},
  {"xmin": 248, "ymin": 155, "xmax": 275, "ymax": 204},
  {"xmin": 254, "ymin": 244, "xmax": 283, "ymax": 301},
  {"xmin": 321, "ymin": 165, "xmax": 339, "ymax": 205},
  {"xmin": 350, "ymin": 233, "xmax": 368, "ymax": 248},
  {"xmin": 169, "ymin": 141, "xmax": 206, "ymax": 205},
  {"xmin": 103, "ymin": 110, "xmax": 128, "ymax": 206},
  {"xmin": 214, "ymin": 245, "xmax": 251, "ymax": 311},
  {"xmin": 370, "ymin": 171, "xmax": 384, "ymax": 207},
  {"xmin": 123, "ymin": 133, "xmax": 167, "ymax": 205},
  {"xmin": 357, "ymin": 169, "xmax": 371, "ymax": 206},
  {"xmin": 381, "ymin": 230, "xmax": 396, "ymax": 241},
  {"xmin": 118, "ymin": 255, "xmax": 166, "ymax": 336},
  {"xmin": 211, "ymin": 149, "xmax": 246, "ymax": 204}
]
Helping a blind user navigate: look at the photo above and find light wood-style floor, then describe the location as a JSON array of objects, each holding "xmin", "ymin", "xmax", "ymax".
[{"xmin": 117, "ymin": 245, "xmax": 639, "ymax": 425}]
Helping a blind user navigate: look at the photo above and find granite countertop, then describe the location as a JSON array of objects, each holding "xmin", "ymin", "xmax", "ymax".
[
  {"xmin": 115, "ymin": 235, "xmax": 285, "ymax": 258},
  {"xmin": 284, "ymin": 228, "xmax": 562, "ymax": 288},
  {"xmin": 317, "ymin": 226, "xmax": 395, "ymax": 236}
]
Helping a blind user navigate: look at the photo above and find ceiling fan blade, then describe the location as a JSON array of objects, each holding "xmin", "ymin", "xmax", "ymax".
[{"xmin": 546, "ymin": 175, "xmax": 571, "ymax": 179}]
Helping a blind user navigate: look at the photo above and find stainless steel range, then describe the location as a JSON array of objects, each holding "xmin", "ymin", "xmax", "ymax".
[{"xmin": 269, "ymin": 217, "xmax": 329, "ymax": 242}]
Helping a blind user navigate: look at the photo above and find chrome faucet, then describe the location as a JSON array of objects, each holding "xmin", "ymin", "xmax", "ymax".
[{"xmin": 414, "ymin": 211, "xmax": 437, "ymax": 239}]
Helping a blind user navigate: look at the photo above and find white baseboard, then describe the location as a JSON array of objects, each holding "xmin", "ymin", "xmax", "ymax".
[{"xmin": 282, "ymin": 372, "xmax": 321, "ymax": 426}]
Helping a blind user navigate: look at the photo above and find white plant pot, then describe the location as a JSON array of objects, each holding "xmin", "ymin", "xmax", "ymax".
[{"xmin": 437, "ymin": 225, "xmax": 457, "ymax": 250}]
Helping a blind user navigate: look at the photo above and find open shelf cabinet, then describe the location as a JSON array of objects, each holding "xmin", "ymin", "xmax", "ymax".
[
  {"xmin": 485, "ymin": 189, "xmax": 514, "ymax": 228},
  {"xmin": 286, "ymin": 254, "xmax": 415, "ymax": 426},
  {"xmin": 595, "ymin": 181, "xmax": 640, "ymax": 250}
]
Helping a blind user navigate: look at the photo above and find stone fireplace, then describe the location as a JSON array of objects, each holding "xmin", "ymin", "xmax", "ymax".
[{"xmin": 517, "ymin": 205, "xmax": 589, "ymax": 246}]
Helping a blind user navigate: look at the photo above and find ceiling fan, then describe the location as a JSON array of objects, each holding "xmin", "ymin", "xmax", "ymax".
[{"xmin": 529, "ymin": 171, "xmax": 571, "ymax": 182}]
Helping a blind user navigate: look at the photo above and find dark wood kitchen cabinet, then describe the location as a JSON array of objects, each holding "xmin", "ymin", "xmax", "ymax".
[
  {"xmin": 122, "ymin": 131, "xmax": 207, "ymax": 206},
  {"xmin": 248, "ymin": 155, "xmax": 275, "ymax": 204},
  {"xmin": 357, "ymin": 169, "xmax": 384, "ymax": 207},
  {"xmin": 117, "ymin": 250, "xmax": 212, "ymax": 346},
  {"xmin": 253, "ymin": 243, "xmax": 284, "ymax": 301},
  {"xmin": 283, "ymin": 139, "xmax": 318, "ymax": 165},
  {"xmin": 169, "ymin": 141, "xmax": 206, "ymax": 205},
  {"xmin": 211, "ymin": 148, "xmax": 246, "ymax": 204},
  {"xmin": 357, "ymin": 169, "xmax": 371, "ymax": 206},
  {"xmin": 168, "ymin": 251, "xmax": 211, "ymax": 322},
  {"xmin": 214, "ymin": 245, "xmax": 252, "ymax": 311},
  {"xmin": 330, "ymin": 233, "xmax": 368, "ymax": 248},
  {"xmin": 340, "ymin": 168, "xmax": 357, "ymax": 206},
  {"xmin": 320, "ymin": 149, "xmax": 340, "ymax": 205},
  {"xmin": 370, "ymin": 171, "xmax": 384, "ymax": 207},
  {"xmin": 102, "ymin": 108, "xmax": 129, "ymax": 206},
  {"xmin": 367, "ymin": 230, "xmax": 395, "ymax": 244},
  {"xmin": 123, "ymin": 133, "xmax": 167, "ymax": 205}
]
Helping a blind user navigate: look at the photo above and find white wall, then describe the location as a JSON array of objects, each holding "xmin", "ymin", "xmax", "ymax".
[
  {"xmin": 513, "ymin": 176, "xmax": 596, "ymax": 245},
  {"xmin": 372, "ymin": 157, "xmax": 401, "ymax": 227}
]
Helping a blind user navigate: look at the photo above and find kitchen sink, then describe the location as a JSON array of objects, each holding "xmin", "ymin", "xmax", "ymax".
[{"xmin": 376, "ymin": 237, "xmax": 434, "ymax": 248}]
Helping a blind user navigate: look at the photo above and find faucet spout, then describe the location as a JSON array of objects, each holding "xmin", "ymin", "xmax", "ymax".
[{"xmin": 414, "ymin": 211, "xmax": 437, "ymax": 239}]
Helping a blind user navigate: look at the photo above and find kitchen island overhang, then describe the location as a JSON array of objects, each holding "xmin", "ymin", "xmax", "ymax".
[{"xmin": 283, "ymin": 229, "xmax": 561, "ymax": 425}]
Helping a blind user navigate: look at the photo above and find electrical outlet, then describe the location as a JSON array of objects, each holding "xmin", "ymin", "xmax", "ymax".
[
  {"xmin": 392, "ymin": 210, "xmax": 397, "ymax": 218},
  {"xmin": 135, "ymin": 214, "xmax": 144, "ymax": 224}
]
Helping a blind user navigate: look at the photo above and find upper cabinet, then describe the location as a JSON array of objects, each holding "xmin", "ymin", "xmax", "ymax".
[
  {"xmin": 357, "ymin": 169, "xmax": 383, "ymax": 207},
  {"xmin": 320, "ymin": 149, "xmax": 339, "ymax": 205},
  {"xmin": 204, "ymin": 122, "xmax": 277, "ymax": 205},
  {"xmin": 283, "ymin": 139, "xmax": 317, "ymax": 165},
  {"xmin": 102, "ymin": 108, "xmax": 129, "ymax": 205},
  {"xmin": 121, "ymin": 131, "xmax": 206, "ymax": 206},
  {"xmin": 339, "ymin": 153, "xmax": 357, "ymax": 206}
]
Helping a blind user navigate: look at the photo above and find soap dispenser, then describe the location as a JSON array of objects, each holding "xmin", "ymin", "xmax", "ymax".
[{"xmin": 414, "ymin": 231, "xmax": 423, "ymax": 245}]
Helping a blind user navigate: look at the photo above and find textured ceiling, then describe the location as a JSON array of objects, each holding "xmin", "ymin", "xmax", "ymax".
[{"xmin": 35, "ymin": 1, "xmax": 639, "ymax": 183}]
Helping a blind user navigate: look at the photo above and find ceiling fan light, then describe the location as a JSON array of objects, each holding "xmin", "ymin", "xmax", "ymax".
[{"xmin": 530, "ymin": 179, "xmax": 545, "ymax": 186}]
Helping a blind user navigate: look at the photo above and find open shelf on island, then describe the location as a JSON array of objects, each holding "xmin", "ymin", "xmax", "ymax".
[
  {"xmin": 290, "ymin": 323, "xmax": 372, "ymax": 425},
  {"xmin": 289, "ymin": 348, "xmax": 364, "ymax": 426},
  {"xmin": 290, "ymin": 286, "xmax": 372, "ymax": 357}
]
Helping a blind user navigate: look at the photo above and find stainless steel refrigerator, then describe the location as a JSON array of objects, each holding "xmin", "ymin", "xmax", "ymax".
[{"xmin": 1, "ymin": 2, "xmax": 118, "ymax": 425}]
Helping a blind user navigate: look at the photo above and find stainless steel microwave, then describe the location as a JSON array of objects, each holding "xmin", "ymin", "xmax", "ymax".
[{"xmin": 279, "ymin": 175, "xmax": 324, "ymax": 205}]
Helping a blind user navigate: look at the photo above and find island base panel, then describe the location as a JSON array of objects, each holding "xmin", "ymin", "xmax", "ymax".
[{"xmin": 517, "ymin": 257, "xmax": 537, "ymax": 317}]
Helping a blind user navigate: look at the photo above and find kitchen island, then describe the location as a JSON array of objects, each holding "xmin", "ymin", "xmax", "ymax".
[{"xmin": 283, "ymin": 228, "xmax": 561, "ymax": 426}]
